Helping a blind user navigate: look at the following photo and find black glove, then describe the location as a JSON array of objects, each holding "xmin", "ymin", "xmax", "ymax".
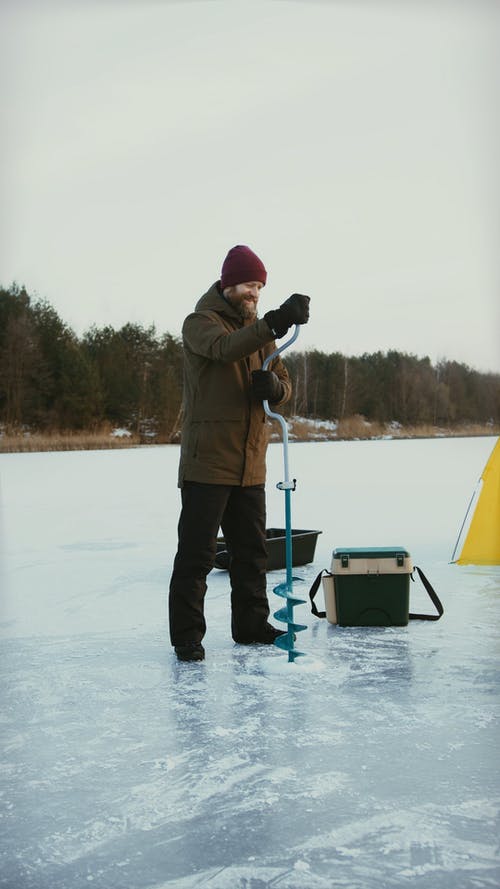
[
  {"xmin": 264, "ymin": 293, "xmax": 310, "ymax": 338},
  {"xmin": 252, "ymin": 369, "xmax": 285, "ymax": 403}
]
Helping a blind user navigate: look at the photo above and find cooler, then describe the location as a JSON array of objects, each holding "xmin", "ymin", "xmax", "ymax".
[{"xmin": 324, "ymin": 546, "xmax": 413, "ymax": 626}]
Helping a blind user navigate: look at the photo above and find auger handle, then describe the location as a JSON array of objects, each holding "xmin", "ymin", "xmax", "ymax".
[
  {"xmin": 262, "ymin": 325, "xmax": 300, "ymax": 485},
  {"xmin": 262, "ymin": 324, "xmax": 300, "ymax": 372}
]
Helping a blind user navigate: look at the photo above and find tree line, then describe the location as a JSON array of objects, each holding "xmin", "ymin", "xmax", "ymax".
[
  {"xmin": 284, "ymin": 350, "xmax": 500, "ymax": 426},
  {"xmin": 1, "ymin": 283, "xmax": 498, "ymax": 439}
]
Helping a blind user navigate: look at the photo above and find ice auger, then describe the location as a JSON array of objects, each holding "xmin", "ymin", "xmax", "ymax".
[{"xmin": 263, "ymin": 324, "xmax": 307, "ymax": 662}]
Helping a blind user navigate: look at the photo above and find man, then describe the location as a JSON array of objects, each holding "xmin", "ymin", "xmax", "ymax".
[{"xmin": 169, "ymin": 245, "xmax": 310, "ymax": 661}]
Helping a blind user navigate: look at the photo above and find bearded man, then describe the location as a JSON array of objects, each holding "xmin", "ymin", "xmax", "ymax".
[{"xmin": 169, "ymin": 245, "xmax": 310, "ymax": 661}]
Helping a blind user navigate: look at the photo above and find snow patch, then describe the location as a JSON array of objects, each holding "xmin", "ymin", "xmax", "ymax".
[{"xmin": 110, "ymin": 428, "xmax": 132, "ymax": 438}]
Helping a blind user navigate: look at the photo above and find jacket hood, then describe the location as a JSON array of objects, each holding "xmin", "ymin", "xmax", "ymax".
[{"xmin": 194, "ymin": 282, "xmax": 239, "ymax": 321}]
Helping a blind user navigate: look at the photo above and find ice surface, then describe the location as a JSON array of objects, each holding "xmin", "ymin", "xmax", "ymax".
[{"xmin": 1, "ymin": 437, "xmax": 499, "ymax": 888}]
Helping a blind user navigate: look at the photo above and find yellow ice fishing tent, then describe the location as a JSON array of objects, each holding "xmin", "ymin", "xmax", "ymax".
[{"xmin": 453, "ymin": 437, "xmax": 500, "ymax": 565}]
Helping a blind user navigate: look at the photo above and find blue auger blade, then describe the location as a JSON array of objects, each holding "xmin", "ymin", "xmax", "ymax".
[
  {"xmin": 274, "ymin": 616, "xmax": 306, "ymax": 637},
  {"xmin": 274, "ymin": 633, "xmax": 306, "ymax": 652},
  {"xmin": 273, "ymin": 608, "xmax": 307, "ymax": 632},
  {"xmin": 274, "ymin": 594, "xmax": 306, "ymax": 611},
  {"xmin": 288, "ymin": 651, "xmax": 307, "ymax": 662},
  {"xmin": 273, "ymin": 578, "xmax": 303, "ymax": 592},
  {"xmin": 273, "ymin": 582, "xmax": 306, "ymax": 606},
  {"xmin": 272, "ymin": 577, "xmax": 307, "ymax": 660},
  {"xmin": 274, "ymin": 634, "xmax": 307, "ymax": 660},
  {"xmin": 274, "ymin": 598, "xmax": 307, "ymax": 611}
]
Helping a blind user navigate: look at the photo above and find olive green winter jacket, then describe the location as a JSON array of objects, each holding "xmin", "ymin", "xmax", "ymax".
[{"xmin": 178, "ymin": 283, "xmax": 291, "ymax": 487}]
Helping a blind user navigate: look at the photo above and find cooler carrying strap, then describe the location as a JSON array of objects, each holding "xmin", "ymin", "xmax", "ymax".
[
  {"xmin": 309, "ymin": 569, "xmax": 329, "ymax": 618},
  {"xmin": 409, "ymin": 566, "xmax": 444, "ymax": 621}
]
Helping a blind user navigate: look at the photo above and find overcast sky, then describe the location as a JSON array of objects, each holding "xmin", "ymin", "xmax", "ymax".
[{"xmin": 1, "ymin": 0, "xmax": 499, "ymax": 372}]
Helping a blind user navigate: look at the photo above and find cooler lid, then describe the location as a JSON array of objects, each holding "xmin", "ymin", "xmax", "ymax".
[
  {"xmin": 333, "ymin": 546, "xmax": 410, "ymax": 559},
  {"xmin": 331, "ymin": 546, "xmax": 412, "ymax": 573}
]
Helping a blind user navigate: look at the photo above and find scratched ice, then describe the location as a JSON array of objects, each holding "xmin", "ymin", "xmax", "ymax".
[{"xmin": 1, "ymin": 437, "xmax": 499, "ymax": 888}]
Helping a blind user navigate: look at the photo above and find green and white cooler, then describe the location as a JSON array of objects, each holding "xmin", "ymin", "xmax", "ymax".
[{"xmin": 322, "ymin": 546, "xmax": 413, "ymax": 627}]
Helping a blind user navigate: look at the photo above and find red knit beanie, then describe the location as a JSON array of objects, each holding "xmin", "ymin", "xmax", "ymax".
[{"xmin": 220, "ymin": 245, "xmax": 267, "ymax": 289}]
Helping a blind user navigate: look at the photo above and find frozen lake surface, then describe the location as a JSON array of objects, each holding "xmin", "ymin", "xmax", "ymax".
[{"xmin": 1, "ymin": 437, "xmax": 499, "ymax": 888}]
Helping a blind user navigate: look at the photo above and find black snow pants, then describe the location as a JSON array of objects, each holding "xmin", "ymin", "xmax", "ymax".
[{"xmin": 168, "ymin": 482, "xmax": 270, "ymax": 645}]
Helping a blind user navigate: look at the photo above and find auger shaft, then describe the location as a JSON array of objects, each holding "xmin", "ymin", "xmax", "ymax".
[{"xmin": 263, "ymin": 325, "xmax": 307, "ymax": 662}]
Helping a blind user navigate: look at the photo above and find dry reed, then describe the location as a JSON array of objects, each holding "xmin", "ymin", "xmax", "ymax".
[
  {"xmin": 2, "ymin": 418, "xmax": 498, "ymax": 454},
  {"xmin": 0, "ymin": 428, "xmax": 141, "ymax": 454},
  {"xmin": 284, "ymin": 416, "xmax": 499, "ymax": 443}
]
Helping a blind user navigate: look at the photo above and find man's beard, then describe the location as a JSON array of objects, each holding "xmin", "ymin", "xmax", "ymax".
[
  {"xmin": 239, "ymin": 303, "xmax": 258, "ymax": 321},
  {"xmin": 226, "ymin": 291, "xmax": 258, "ymax": 322}
]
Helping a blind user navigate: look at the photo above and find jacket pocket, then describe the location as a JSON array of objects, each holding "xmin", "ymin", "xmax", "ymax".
[{"xmin": 192, "ymin": 419, "xmax": 242, "ymax": 468}]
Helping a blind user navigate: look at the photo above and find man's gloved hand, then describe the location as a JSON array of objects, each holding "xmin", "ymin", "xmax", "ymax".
[
  {"xmin": 252, "ymin": 369, "xmax": 285, "ymax": 403},
  {"xmin": 264, "ymin": 293, "xmax": 310, "ymax": 339}
]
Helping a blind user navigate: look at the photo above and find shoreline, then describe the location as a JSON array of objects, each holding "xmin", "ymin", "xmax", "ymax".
[{"xmin": 1, "ymin": 421, "xmax": 498, "ymax": 455}]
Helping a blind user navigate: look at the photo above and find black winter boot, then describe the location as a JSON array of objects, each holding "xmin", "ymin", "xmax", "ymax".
[
  {"xmin": 174, "ymin": 642, "xmax": 205, "ymax": 662},
  {"xmin": 233, "ymin": 624, "xmax": 288, "ymax": 645}
]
